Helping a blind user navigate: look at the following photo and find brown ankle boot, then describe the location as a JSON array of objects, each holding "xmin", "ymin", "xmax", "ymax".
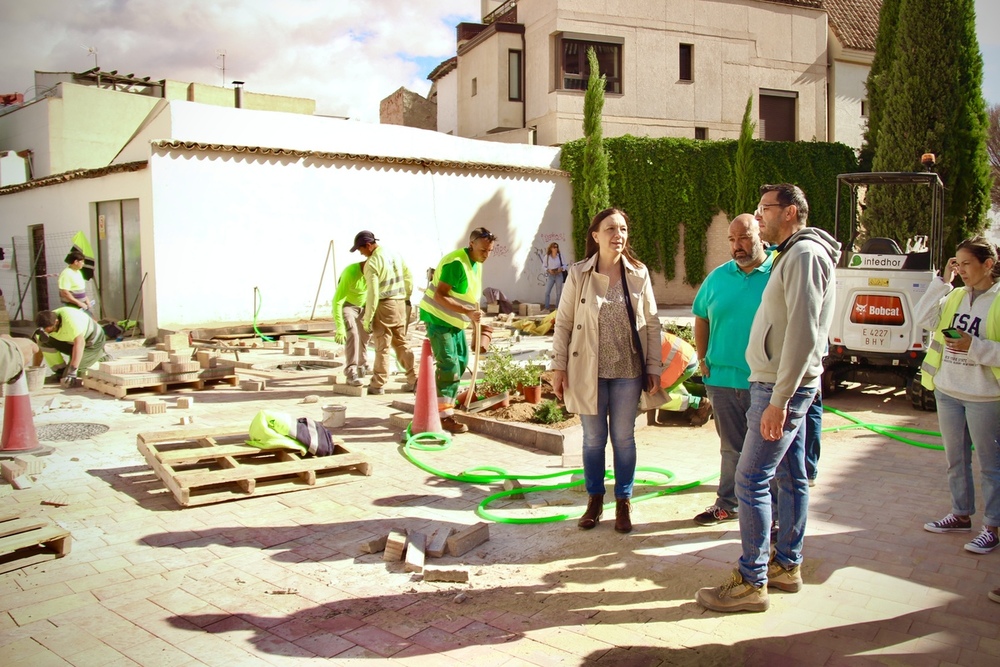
[
  {"xmin": 578, "ymin": 494, "xmax": 604, "ymax": 529},
  {"xmin": 615, "ymin": 498, "xmax": 632, "ymax": 533}
]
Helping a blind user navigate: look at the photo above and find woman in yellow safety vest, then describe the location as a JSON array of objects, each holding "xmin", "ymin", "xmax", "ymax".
[
  {"xmin": 552, "ymin": 208, "xmax": 661, "ymax": 534},
  {"xmin": 915, "ymin": 236, "xmax": 1000, "ymax": 567},
  {"xmin": 59, "ymin": 249, "xmax": 91, "ymax": 313}
]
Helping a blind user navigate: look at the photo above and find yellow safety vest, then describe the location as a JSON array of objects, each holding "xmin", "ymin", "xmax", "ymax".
[
  {"xmin": 921, "ymin": 287, "xmax": 1000, "ymax": 389},
  {"xmin": 419, "ymin": 248, "xmax": 481, "ymax": 330}
]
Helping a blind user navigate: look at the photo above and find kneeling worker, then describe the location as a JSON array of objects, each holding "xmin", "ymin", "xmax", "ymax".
[
  {"xmin": 33, "ymin": 307, "xmax": 111, "ymax": 386},
  {"xmin": 649, "ymin": 331, "xmax": 712, "ymax": 426}
]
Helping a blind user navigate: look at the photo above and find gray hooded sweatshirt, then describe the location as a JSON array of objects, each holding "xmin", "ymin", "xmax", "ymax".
[{"xmin": 746, "ymin": 227, "xmax": 842, "ymax": 408}]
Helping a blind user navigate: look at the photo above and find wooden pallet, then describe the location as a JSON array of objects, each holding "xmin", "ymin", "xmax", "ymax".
[
  {"xmin": 136, "ymin": 427, "xmax": 373, "ymax": 507},
  {"xmin": 84, "ymin": 373, "xmax": 239, "ymax": 399},
  {"xmin": 0, "ymin": 511, "xmax": 72, "ymax": 574}
]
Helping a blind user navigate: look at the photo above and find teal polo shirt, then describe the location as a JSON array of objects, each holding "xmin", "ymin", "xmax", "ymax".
[{"xmin": 692, "ymin": 253, "xmax": 774, "ymax": 389}]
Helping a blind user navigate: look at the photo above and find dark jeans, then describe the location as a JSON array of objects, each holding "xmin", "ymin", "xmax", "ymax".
[{"xmin": 804, "ymin": 392, "xmax": 823, "ymax": 480}]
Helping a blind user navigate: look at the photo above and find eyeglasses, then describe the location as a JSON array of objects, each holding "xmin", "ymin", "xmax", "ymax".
[
  {"xmin": 474, "ymin": 231, "xmax": 496, "ymax": 242},
  {"xmin": 755, "ymin": 203, "xmax": 788, "ymax": 215}
]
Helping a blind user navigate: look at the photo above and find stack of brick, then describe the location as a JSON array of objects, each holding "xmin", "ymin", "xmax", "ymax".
[{"xmin": 0, "ymin": 294, "xmax": 9, "ymax": 336}]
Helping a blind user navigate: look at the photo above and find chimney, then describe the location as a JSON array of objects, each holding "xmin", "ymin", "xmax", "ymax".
[{"xmin": 232, "ymin": 80, "xmax": 244, "ymax": 108}]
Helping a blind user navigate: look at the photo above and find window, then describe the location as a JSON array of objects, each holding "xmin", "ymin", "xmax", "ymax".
[
  {"xmin": 508, "ymin": 50, "xmax": 523, "ymax": 101},
  {"xmin": 471, "ymin": 77, "xmax": 477, "ymax": 97},
  {"xmin": 861, "ymin": 99, "xmax": 869, "ymax": 117},
  {"xmin": 557, "ymin": 35, "xmax": 622, "ymax": 94},
  {"xmin": 694, "ymin": 127, "xmax": 708, "ymax": 140},
  {"xmin": 759, "ymin": 89, "xmax": 797, "ymax": 141},
  {"xmin": 679, "ymin": 43, "xmax": 693, "ymax": 82}
]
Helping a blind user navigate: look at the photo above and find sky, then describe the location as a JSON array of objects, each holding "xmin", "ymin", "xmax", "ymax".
[{"xmin": 0, "ymin": 0, "xmax": 997, "ymax": 124}]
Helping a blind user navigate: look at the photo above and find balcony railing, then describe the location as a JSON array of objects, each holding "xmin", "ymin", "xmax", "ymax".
[{"xmin": 483, "ymin": 0, "xmax": 517, "ymax": 25}]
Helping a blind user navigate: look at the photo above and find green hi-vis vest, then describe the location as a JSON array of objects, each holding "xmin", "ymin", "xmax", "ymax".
[
  {"xmin": 921, "ymin": 288, "xmax": 1000, "ymax": 390},
  {"xmin": 419, "ymin": 248, "xmax": 481, "ymax": 330}
]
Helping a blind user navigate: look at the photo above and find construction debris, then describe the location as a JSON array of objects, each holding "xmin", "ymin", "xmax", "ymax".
[
  {"xmin": 426, "ymin": 526, "xmax": 453, "ymax": 558},
  {"xmin": 446, "ymin": 522, "xmax": 490, "ymax": 557},
  {"xmin": 383, "ymin": 529, "xmax": 407, "ymax": 562},
  {"xmin": 404, "ymin": 531, "xmax": 426, "ymax": 573},
  {"xmin": 425, "ymin": 567, "xmax": 470, "ymax": 583}
]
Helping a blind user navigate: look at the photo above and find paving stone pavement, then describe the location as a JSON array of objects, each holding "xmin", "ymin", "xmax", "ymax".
[{"xmin": 1, "ymin": 344, "xmax": 999, "ymax": 666}]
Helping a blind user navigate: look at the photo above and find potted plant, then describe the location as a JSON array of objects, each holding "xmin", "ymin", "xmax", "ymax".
[
  {"xmin": 481, "ymin": 345, "xmax": 520, "ymax": 406},
  {"xmin": 520, "ymin": 355, "xmax": 547, "ymax": 404}
]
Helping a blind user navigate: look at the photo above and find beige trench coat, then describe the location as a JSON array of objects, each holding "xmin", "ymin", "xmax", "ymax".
[{"xmin": 552, "ymin": 254, "xmax": 661, "ymax": 415}]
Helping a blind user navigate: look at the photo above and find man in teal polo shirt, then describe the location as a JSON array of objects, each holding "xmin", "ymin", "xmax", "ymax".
[
  {"xmin": 419, "ymin": 228, "xmax": 496, "ymax": 434},
  {"xmin": 692, "ymin": 213, "xmax": 773, "ymax": 525}
]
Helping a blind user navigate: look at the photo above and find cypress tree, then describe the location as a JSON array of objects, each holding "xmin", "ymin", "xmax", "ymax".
[
  {"xmin": 580, "ymin": 47, "xmax": 610, "ymax": 226},
  {"xmin": 733, "ymin": 95, "xmax": 757, "ymax": 215},
  {"xmin": 858, "ymin": 0, "xmax": 901, "ymax": 172},
  {"xmin": 866, "ymin": 0, "xmax": 990, "ymax": 254}
]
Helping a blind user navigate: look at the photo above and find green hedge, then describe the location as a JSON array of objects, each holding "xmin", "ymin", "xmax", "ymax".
[{"xmin": 559, "ymin": 137, "xmax": 858, "ymax": 285}]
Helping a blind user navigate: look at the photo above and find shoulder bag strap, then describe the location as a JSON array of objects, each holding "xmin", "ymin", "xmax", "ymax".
[{"xmin": 620, "ymin": 260, "xmax": 646, "ymax": 371}]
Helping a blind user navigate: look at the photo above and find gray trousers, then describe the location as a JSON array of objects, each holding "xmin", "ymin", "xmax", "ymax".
[{"xmin": 342, "ymin": 304, "xmax": 370, "ymax": 373}]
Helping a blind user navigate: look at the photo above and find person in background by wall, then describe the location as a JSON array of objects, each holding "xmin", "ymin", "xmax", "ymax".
[
  {"xmin": 352, "ymin": 230, "xmax": 417, "ymax": 396},
  {"xmin": 59, "ymin": 249, "xmax": 93, "ymax": 315},
  {"xmin": 552, "ymin": 208, "xmax": 661, "ymax": 534},
  {"xmin": 332, "ymin": 259, "xmax": 370, "ymax": 387},
  {"xmin": 916, "ymin": 236, "xmax": 1000, "ymax": 556},
  {"xmin": 419, "ymin": 228, "xmax": 497, "ymax": 434},
  {"xmin": 542, "ymin": 242, "xmax": 568, "ymax": 312},
  {"xmin": 691, "ymin": 213, "xmax": 773, "ymax": 527}
]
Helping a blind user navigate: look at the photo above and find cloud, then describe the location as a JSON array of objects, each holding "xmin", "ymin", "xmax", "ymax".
[{"xmin": 0, "ymin": 0, "xmax": 477, "ymax": 121}]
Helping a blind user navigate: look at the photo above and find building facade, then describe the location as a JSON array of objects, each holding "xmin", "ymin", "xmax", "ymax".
[{"xmin": 432, "ymin": 0, "xmax": 878, "ymax": 148}]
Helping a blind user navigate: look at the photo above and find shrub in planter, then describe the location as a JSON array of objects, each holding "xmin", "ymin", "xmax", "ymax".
[
  {"xmin": 481, "ymin": 345, "xmax": 521, "ymax": 396},
  {"xmin": 534, "ymin": 399, "xmax": 567, "ymax": 424}
]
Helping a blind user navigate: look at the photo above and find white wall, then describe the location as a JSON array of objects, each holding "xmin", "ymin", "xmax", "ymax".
[
  {"xmin": 147, "ymin": 145, "xmax": 572, "ymax": 330},
  {"xmin": 831, "ymin": 59, "xmax": 870, "ymax": 150},
  {"xmin": 436, "ymin": 70, "xmax": 459, "ymax": 135}
]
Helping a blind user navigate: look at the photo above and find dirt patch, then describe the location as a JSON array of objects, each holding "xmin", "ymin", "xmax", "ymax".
[{"xmin": 478, "ymin": 373, "xmax": 580, "ymax": 430}]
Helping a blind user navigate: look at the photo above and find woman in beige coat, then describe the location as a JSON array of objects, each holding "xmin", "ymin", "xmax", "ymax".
[{"xmin": 552, "ymin": 208, "xmax": 661, "ymax": 533}]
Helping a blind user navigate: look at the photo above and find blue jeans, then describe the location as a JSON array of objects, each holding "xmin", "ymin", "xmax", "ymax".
[
  {"xmin": 804, "ymin": 392, "xmax": 823, "ymax": 480},
  {"xmin": 543, "ymin": 272, "xmax": 564, "ymax": 310},
  {"xmin": 705, "ymin": 386, "xmax": 752, "ymax": 512},
  {"xmin": 580, "ymin": 376, "xmax": 643, "ymax": 499},
  {"xmin": 935, "ymin": 390, "xmax": 1000, "ymax": 527},
  {"xmin": 736, "ymin": 382, "xmax": 816, "ymax": 586}
]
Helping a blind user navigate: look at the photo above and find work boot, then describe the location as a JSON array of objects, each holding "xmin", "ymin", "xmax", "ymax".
[
  {"xmin": 615, "ymin": 498, "xmax": 632, "ymax": 533},
  {"xmin": 441, "ymin": 416, "xmax": 468, "ymax": 434},
  {"xmin": 696, "ymin": 569, "xmax": 769, "ymax": 613},
  {"xmin": 578, "ymin": 494, "xmax": 604, "ymax": 530},
  {"xmin": 766, "ymin": 558, "xmax": 803, "ymax": 593},
  {"xmin": 689, "ymin": 398, "xmax": 713, "ymax": 426},
  {"xmin": 345, "ymin": 366, "xmax": 363, "ymax": 387}
]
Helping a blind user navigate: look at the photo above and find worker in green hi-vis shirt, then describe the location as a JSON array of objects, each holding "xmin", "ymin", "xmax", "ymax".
[
  {"xmin": 32, "ymin": 307, "xmax": 111, "ymax": 387},
  {"xmin": 333, "ymin": 260, "xmax": 370, "ymax": 387}
]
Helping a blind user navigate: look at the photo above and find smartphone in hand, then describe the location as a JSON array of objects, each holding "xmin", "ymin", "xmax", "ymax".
[{"xmin": 941, "ymin": 328, "xmax": 963, "ymax": 339}]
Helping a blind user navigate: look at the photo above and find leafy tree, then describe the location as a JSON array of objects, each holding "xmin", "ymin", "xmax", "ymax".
[
  {"xmin": 733, "ymin": 95, "xmax": 757, "ymax": 216},
  {"xmin": 859, "ymin": 0, "xmax": 901, "ymax": 172},
  {"xmin": 577, "ymin": 46, "xmax": 609, "ymax": 252},
  {"xmin": 865, "ymin": 0, "xmax": 990, "ymax": 254},
  {"xmin": 989, "ymin": 103, "xmax": 1000, "ymax": 210}
]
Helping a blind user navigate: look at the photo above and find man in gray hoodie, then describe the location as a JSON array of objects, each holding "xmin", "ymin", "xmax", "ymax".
[{"xmin": 697, "ymin": 183, "xmax": 841, "ymax": 613}]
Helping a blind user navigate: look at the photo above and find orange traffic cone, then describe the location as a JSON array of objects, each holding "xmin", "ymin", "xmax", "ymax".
[
  {"xmin": 0, "ymin": 372, "xmax": 49, "ymax": 458},
  {"xmin": 411, "ymin": 339, "xmax": 443, "ymax": 436}
]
